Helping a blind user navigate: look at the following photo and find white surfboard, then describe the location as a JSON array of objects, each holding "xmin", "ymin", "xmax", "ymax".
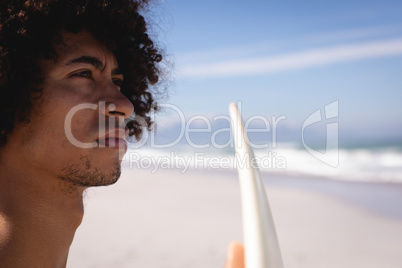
[{"xmin": 229, "ymin": 103, "xmax": 284, "ymax": 268}]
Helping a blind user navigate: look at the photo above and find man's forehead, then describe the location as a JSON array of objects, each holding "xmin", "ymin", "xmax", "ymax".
[{"xmin": 53, "ymin": 30, "xmax": 119, "ymax": 68}]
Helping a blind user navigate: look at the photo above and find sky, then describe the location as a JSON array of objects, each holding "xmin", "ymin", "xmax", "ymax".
[{"xmin": 146, "ymin": 0, "xmax": 402, "ymax": 146}]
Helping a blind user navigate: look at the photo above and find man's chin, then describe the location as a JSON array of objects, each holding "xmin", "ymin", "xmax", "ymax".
[{"xmin": 58, "ymin": 161, "xmax": 122, "ymax": 188}]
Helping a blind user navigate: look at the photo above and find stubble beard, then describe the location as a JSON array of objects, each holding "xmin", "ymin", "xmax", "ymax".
[{"xmin": 57, "ymin": 156, "xmax": 122, "ymax": 187}]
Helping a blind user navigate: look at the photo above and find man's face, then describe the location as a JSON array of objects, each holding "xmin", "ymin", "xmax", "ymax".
[{"xmin": 10, "ymin": 30, "xmax": 134, "ymax": 187}]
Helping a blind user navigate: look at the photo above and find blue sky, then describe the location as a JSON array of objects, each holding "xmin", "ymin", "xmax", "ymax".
[{"xmin": 148, "ymin": 0, "xmax": 402, "ymax": 145}]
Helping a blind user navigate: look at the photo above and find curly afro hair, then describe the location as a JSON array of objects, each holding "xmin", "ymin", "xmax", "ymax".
[{"xmin": 0, "ymin": 0, "xmax": 162, "ymax": 147}]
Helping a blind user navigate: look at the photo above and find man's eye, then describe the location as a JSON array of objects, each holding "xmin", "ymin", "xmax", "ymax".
[
  {"xmin": 113, "ymin": 79, "xmax": 123, "ymax": 88},
  {"xmin": 71, "ymin": 70, "xmax": 93, "ymax": 79}
]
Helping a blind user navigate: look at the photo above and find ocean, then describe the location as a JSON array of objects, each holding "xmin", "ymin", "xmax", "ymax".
[{"xmin": 123, "ymin": 141, "xmax": 402, "ymax": 183}]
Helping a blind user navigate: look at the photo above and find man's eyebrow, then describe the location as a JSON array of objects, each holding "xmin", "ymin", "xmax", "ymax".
[
  {"xmin": 64, "ymin": 56, "xmax": 104, "ymax": 70},
  {"xmin": 112, "ymin": 67, "xmax": 123, "ymax": 75},
  {"xmin": 64, "ymin": 55, "xmax": 123, "ymax": 75}
]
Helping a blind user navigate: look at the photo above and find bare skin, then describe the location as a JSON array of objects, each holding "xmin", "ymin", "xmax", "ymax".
[
  {"xmin": 224, "ymin": 242, "xmax": 245, "ymax": 268},
  {"xmin": 0, "ymin": 30, "xmax": 245, "ymax": 268}
]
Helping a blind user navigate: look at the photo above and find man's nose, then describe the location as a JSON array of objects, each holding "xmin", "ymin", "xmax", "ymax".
[{"xmin": 101, "ymin": 82, "xmax": 135, "ymax": 119}]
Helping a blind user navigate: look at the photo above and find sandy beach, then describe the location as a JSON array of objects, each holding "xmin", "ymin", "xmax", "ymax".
[{"xmin": 67, "ymin": 167, "xmax": 402, "ymax": 268}]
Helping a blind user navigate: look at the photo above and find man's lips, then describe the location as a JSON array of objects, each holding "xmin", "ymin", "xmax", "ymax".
[
  {"xmin": 97, "ymin": 128, "xmax": 128, "ymax": 148},
  {"xmin": 97, "ymin": 137, "xmax": 127, "ymax": 148}
]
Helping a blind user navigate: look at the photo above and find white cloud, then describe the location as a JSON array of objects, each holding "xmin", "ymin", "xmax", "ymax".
[
  {"xmin": 179, "ymin": 38, "xmax": 402, "ymax": 78},
  {"xmin": 176, "ymin": 41, "xmax": 273, "ymax": 64},
  {"xmin": 177, "ymin": 24, "xmax": 402, "ymax": 64}
]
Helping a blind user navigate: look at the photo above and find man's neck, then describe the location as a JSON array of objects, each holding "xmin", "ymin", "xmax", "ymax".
[{"xmin": 0, "ymin": 157, "xmax": 85, "ymax": 268}]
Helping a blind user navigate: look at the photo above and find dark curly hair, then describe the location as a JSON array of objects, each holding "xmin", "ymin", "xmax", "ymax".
[{"xmin": 0, "ymin": 0, "xmax": 162, "ymax": 147}]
